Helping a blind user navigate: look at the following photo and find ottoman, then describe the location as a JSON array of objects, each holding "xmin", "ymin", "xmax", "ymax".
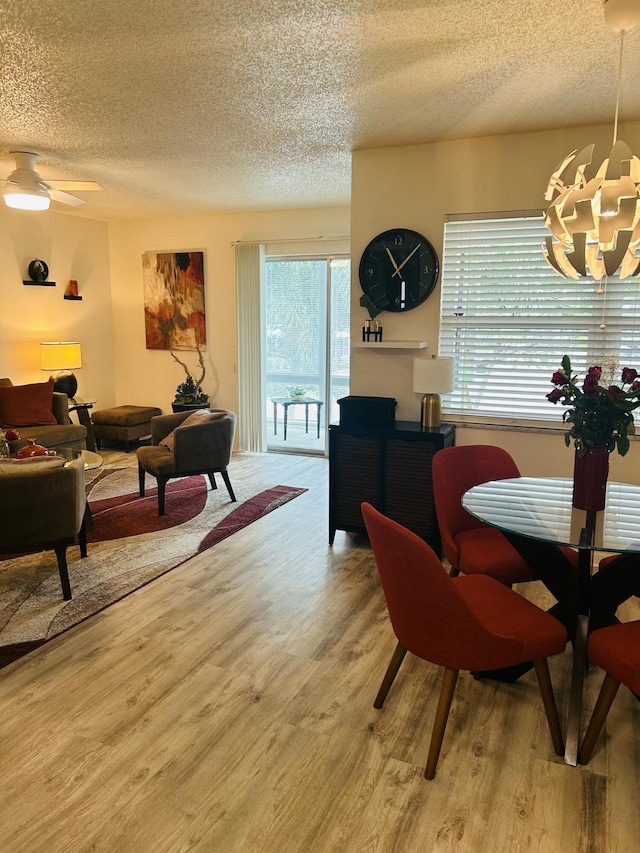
[{"xmin": 92, "ymin": 405, "xmax": 162, "ymax": 451}]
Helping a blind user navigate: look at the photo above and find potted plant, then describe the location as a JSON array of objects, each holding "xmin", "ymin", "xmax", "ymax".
[
  {"xmin": 287, "ymin": 386, "xmax": 307, "ymax": 401},
  {"xmin": 359, "ymin": 294, "xmax": 388, "ymax": 321},
  {"xmin": 360, "ymin": 294, "xmax": 389, "ymax": 341},
  {"xmin": 170, "ymin": 344, "xmax": 210, "ymax": 412}
]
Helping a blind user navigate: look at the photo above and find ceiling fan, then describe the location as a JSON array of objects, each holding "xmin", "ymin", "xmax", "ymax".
[{"xmin": 1, "ymin": 151, "xmax": 103, "ymax": 210}]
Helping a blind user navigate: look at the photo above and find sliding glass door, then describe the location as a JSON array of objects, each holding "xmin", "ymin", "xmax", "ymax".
[{"xmin": 265, "ymin": 256, "xmax": 350, "ymax": 453}]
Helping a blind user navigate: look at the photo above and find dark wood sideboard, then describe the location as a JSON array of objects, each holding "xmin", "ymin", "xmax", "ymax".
[{"xmin": 328, "ymin": 421, "xmax": 456, "ymax": 554}]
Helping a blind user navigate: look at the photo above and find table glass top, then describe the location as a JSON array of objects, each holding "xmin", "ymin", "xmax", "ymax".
[{"xmin": 462, "ymin": 476, "xmax": 640, "ymax": 554}]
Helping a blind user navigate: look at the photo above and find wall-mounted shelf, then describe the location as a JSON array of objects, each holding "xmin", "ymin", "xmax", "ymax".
[{"xmin": 352, "ymin": 340, "xmax": 428, "ymax": 349}]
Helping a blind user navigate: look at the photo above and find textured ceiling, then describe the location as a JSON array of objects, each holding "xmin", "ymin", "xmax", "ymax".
[{"xmin": 1, "ymin": 0, "xmax": 639, "ymax": 221}]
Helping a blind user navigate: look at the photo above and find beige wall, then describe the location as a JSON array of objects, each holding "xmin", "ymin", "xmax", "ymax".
[
  {"xmin": 350, "ymin": 120, "xmax": 640, "ymax": 482},
  {"xmin": 0, "ymin": 204, "xmax": 115, "ymax": 405},
  {"xmin": 107, "ymin": 207, "xmax": 350, "ymax": 416}
]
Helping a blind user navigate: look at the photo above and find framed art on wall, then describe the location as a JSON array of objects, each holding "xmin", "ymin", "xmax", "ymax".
[{"xmin": 142, "ymin": 251, "xmax": 206, "ymax": 350}]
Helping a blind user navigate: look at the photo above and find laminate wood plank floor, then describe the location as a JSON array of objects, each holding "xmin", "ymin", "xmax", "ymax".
[{"xmin": 1, "ymin": 450, "xmax": 638, "ymax": 852}]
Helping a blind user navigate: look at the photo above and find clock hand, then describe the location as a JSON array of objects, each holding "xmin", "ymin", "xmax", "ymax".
[
  {"xmin": 385, "ymin": 247, "xmax": 402, "ymax": 277},
  {"xmin": 392, "ymin": 242, "xmax": 422, "ymax": 277}
]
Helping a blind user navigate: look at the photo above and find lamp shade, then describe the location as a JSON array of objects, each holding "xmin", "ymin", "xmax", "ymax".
[
  {"xmin": 413, "ymin": 356, "xmax": 454, "ymax": 394},
  {"xmin": 3, "ymin": 186, "xmax": 51, "ymax": 210},
  {"xmin": 40, "ymin": 341, "xmax": 82, "ymax": 371}
]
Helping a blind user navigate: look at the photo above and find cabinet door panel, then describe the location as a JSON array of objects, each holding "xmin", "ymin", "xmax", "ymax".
[
  {"xmin": 383, "ymin": 439, "xmax": 438, "ymax": 539},
  {"xmin": 333, "ymin": 434, "xmax": 383, "ymax": 527}
]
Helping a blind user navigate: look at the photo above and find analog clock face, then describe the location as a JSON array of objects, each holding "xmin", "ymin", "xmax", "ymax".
[{"xmin": 358, "ymin": 228, "xmax": 439, "ymax": 313}]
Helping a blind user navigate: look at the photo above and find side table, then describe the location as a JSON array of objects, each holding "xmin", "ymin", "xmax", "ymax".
[
  {"xmin": 271, "ymin": 397, "xmax": 324, "ymax": 441},
  {"xmin": 68, "ymin": 397, "xmax": 98, "ymax": 453}
]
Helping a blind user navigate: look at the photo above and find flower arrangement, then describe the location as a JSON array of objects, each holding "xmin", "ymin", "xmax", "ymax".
[
  {"xmin": 547, "ymin": 354, "xmax": 640, "ymax": 456},
  {"xmin": 0, "ymin": 427, "xmax": 20, "ymax": 458}
]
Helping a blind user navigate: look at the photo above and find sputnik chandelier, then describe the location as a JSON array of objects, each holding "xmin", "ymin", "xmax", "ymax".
[{"xmin": 543, "ymin": 0, "xmax": 640, "ymax": 281}]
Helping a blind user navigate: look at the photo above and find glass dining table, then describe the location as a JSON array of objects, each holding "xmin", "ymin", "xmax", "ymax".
[{"xmin": 462, "ymin": 475, "xmax": 640, "ymax": 766}]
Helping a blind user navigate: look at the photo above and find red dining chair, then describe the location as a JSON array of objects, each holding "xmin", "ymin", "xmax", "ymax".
[
  {"xmin": 432, "ymin": 444, "xmax": 577, "ymax": 585},
  {"xmin": 590, "ymin": 553, "xmax": 640, "ymax": 630},
  {"xmin": 362, "ymin": 502, "xmax": 567, "ymax": 779},
  {"xmin": 577, "ymin": 620, "xmax": 640, "ymax": 764}
]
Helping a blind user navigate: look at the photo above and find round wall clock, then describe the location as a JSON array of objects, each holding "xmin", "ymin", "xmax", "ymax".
[{"xmin": 358, "ymin": 228, "xmax": 439, "ymax": 312}]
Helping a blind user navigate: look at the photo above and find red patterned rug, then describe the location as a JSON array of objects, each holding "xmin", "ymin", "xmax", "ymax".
[{"xmin": 0, "ymin": 467, "xmax": 306, "ymax": 668}]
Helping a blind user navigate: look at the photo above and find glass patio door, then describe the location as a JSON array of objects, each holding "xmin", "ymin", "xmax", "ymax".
[{"xmin": 265, "ymin": 256, "xmax": 350, "ymax": 453}]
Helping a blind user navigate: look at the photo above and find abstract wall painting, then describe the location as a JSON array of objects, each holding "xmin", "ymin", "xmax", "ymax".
[{"xmin": 143, "ymin": 251, "xmax": 206, "ymax": 350}]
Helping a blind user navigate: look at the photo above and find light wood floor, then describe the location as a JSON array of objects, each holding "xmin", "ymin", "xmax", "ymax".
[{"xmin": 1, "ymin": 451, "xmax": 639, "ymax": 852}]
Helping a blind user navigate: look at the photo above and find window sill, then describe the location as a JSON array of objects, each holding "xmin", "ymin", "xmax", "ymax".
[{"xmin": 445, "ymin": 418, "xmax": 639, "ymax": 441}]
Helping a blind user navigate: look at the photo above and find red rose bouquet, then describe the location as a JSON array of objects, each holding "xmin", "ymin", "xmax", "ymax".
[{"xmin": 547, "ymin": 355, "xmax": 640, "ymax": 456}]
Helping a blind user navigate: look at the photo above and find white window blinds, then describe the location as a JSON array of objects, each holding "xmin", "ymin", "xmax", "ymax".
[{"xmin": 438, "ymin": 212, "xmax": 640, "ymax": 424}]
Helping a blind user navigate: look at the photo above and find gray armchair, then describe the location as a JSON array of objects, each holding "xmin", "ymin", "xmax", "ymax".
[
  {"xmin": 0, "ymin": 456, "xmax": 88, "ymax": 600},
  {"xmin": 137, "ymin": 409, "xmax": 237, "ymax": 515}
]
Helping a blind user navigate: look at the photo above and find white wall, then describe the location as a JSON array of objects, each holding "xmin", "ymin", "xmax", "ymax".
[
  {"xmin": 107, "ymin": 207, "xmax": 350, "ymax": 416},
  {"xmin": 350, "ymin": 120, "xmax": 640, "ymax": 482},
  {"xmin": 0, "ymin": 204, "xmax": 115, "ymax": 406}
]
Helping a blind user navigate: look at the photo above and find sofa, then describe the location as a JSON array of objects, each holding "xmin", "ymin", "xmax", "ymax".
[{"xmin": 0, "ymin": 378, "xmax": 87, "ymax": 455}]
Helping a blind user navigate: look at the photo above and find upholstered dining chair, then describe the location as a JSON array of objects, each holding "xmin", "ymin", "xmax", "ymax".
[
  {"xmin": 0, "ymin": 456, "xmax": 88, "ymax": 600},
  {"xmin": 432, "ymin": 444, "xmax": 578, "ymax": 586},
  {"xmin": 137, "ymin": 409, "xmax": 237, "ymax": 515},
  {"xmin": 361, "ymin": 502, "xmax": 567, "ymax": 779},
  {"xmin": 577, "ymin": 621, "xmax": 640, "ymax": 764},
  {"xmin": 590, "ymin": 552, "xmax": 640, "ymax": 630}
]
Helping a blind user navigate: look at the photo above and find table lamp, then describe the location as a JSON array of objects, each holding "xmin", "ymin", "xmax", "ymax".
[
  {"xmin": 40, "ymin": 341, "xmax": 82, "ymax": 397},
  {"xmin": 413, "ymin": 355, "xmax": 454, "ymax": 428}
]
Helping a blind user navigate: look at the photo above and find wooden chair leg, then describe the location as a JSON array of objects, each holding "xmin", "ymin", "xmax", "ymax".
[
  {"xmin": 374, "ymin": 641, "xmax": 407, "ymax": 709},
  {"xmin": 425, "ymin": 667, "xmax": 459, "ymax": 779},
  {"xmin": 578, "ymin": 672, "xmax": 621, "ymax": 765},
  {"xmin": 221, "ymin": 469, "xmax": 237, "ymax": 502},
  {"xmin": 138, "ymin": 462, "xmax": 146, "ymax": 497},
  {"xmin": 533, "ymin": 658, "xmax": 565, "ymax": 756},
  {"xmin": 54, "ymin": 544, "xmax": 72, "ymax": 601},
  {"xmin": 158, "ymin": 477, "xmax": 168, "ymax": 516},
  {"xmin": 207, "ymin": 472, "xmax": 218, "ymax": 490}
]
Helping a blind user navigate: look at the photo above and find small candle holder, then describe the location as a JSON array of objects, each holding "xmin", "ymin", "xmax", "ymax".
[{"xmin": 362, "ymin": 319, "xmax": 372, "ymax": 341}]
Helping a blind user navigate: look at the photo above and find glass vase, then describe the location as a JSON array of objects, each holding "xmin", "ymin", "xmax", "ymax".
[{"xmin": 572, "ymin": 445, "xmax": 610, "ymax": 511}]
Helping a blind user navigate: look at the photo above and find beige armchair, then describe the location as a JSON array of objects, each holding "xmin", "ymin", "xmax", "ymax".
[
  {"xmin": 0, "ymin": 457, "xmax": 88, "ymax": 600},
  {"xmin": 137, "ymin": 409, "xmax": 237, "ymax": 515}
]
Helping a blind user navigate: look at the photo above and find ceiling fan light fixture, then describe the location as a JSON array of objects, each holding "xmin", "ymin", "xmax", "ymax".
[{"xmin": 3, "ymin": 185, "xmax": 50, "ymax": 211}]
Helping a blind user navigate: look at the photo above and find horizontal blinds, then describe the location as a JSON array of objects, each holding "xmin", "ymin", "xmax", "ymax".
[{"xmin": 438, "ymin": 214, "xmax": 640, "ymax": 423}]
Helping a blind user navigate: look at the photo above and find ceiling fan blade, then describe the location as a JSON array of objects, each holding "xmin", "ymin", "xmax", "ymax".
[
  {"xmin": 46, "ymin": 180, "xmax": 103, "ymax": 191},
  {"xmin": 49, "ymin": 188, "xmax": 85, "ymax": 206}
]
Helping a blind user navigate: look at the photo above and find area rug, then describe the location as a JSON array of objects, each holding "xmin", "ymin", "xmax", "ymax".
[{"xmin": 0, "ymin": 466, "xmax": 306, "ymax": 669}]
